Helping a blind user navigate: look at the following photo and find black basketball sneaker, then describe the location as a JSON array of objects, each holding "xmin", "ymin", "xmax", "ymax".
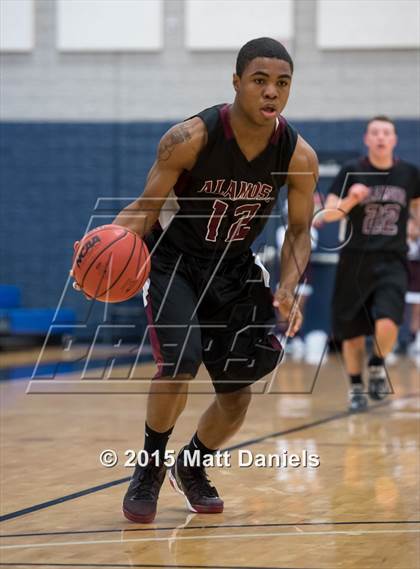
[
  {"xmin": 168, "ymin": 447, "xmax": 224, "ymax": 514},
  {"xmin": 368, "ymin": 365, "xmax": 388, "ymax": 400},
  {"xmin": 348, "ymin": 384, "xmax": 368, "ymax": 412},
  {"xmin": 123, "ymin": 460, "xmax": 166, "ymax": 523}
]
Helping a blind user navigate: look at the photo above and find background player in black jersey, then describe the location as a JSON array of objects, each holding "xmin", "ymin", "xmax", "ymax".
[
  {"xmin": 74, "ymin": 38, "xmax": 318, "ymax": 523},
  {"xmin": 322, "ymin": 116, "xmax": 420, "ymax": 411}
]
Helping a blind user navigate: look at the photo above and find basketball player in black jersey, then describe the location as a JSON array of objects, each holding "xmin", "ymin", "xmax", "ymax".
[
  {"xmin": 323, "ymin": 116, "xmax": 420, "ymax": 412},
  {"xmin": 77, "ymin": 38, "xmax": 317, "ymax": 523}
]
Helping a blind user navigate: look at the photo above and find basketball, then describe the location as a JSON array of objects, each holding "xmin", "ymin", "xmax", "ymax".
[{"xmin": 71, "ymin": 224, "xmax": 150, "ymax": 303}]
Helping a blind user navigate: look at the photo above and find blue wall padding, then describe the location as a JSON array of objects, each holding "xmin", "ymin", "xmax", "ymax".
[
  {"xmin": 0, "ymin": 285, "xmax": 21, "ymax": 308},
  {"xmin": 0, "ymin": 308, "xmax": 75, "ymax": 334},
  {"xmin": 1, "ymin": 119, "xmax": 419, "ymax": 333}
]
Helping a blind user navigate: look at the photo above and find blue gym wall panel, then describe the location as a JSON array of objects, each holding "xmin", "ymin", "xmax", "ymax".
[{"xmin": 1, "ymin": 119, "xmax": 419, "ymax": 331}]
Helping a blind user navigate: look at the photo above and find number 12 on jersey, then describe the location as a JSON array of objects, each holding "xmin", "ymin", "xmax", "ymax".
[{"xmin": 205, "ymin": 199, "xmax": 261, "ymax": 242}]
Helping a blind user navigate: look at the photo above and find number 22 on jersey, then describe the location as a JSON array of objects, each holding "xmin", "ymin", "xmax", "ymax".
[{"xmin": 362, "ymin": 203, "xmax": 401, "ymax": 236}]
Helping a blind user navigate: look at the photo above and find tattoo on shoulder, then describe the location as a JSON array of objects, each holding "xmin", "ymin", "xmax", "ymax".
[{"xmin": 158, "ymin": 124, "xmax": 192, "ymax": 161}]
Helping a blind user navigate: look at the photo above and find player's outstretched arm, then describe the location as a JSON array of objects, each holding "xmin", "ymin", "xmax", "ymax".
[
  {"xmin": 113, "ymin": 117, "xmax": 206, "ymax": 237},
  {"xmin": 274, "ymin": 135, "xmax": 318, "ymax": 336},
  {"xmin": 322, "ymin": 183, "xmax": 369, "ymax": 224},
  {"xmin": 408, "ymin": 197, "xmax": 420, "ymax": 240}
]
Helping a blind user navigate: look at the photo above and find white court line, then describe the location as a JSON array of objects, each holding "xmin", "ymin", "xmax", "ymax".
[{"xmin": 1, "ymin": 528, "xmax": 419, "ymax": 551}]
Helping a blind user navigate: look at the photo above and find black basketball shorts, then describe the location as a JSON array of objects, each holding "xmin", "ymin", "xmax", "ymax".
[
  {"xmin": 142, "ymin": 237, "xmax": 283, "ymax": 393},
  {"xmin": 332, "ymin": 251, "xmax": 408, "ymax": 341}
]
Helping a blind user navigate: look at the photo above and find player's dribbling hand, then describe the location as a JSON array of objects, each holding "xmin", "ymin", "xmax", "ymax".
[
  {"xmin": 273, "ymin": 288, "xmax": 303, "ymax": 338},
  {"xmin": 69, "ymin": 241, "xmax": 92, "ymax": 300},
  {"xmin": 348, "ymin": 183, "xmax": 369, "ymax": 204}
]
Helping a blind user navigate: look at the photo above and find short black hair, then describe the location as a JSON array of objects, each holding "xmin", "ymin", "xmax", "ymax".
[
  {"xmin": 366, "ymin": 115, "xmax": 396, "ymax": 132},
  {"xmin": 236, "ymin": 37, "xmax": 294, "ymax": 76}
]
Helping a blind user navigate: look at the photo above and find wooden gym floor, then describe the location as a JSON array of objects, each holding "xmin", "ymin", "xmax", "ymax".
[{"xmin": 0, "ymin": 347, "xmax": 419, "ymax": 569}]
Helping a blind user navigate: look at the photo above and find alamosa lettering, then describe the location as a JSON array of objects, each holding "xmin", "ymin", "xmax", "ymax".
[{"xmin": 198, "ymin": 179, "xmax": 274, "ymax": 202}]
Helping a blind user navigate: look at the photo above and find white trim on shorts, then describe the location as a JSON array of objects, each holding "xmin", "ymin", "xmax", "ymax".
[
  {"xmin": 253, "ymin": 254, "xmax": 270, "ymax": 288},
  {"xmin": 406, "ymin": 291, "xmax": 420, "ymax": 304}
]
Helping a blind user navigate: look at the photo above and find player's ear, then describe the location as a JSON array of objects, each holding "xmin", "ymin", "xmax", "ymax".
[{"xmin": 232, "ymin": 73, "xmax": 240, "ymax": 93}]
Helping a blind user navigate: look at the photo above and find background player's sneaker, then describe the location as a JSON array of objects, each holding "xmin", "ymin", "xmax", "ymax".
[
  {"xmin": 168, "ymin": 447, "xmax": 224, "ymax": 514},
  {"xmin": 368, "ymin": 366, "xmax": 388, "ymax": 400},
  {"xmin": 348, "ymin": 385, "xmax": 368, "ymax": 412},
  {"xmin": 123, "ymin": 460, "xmax": 166, "ymax": 523},
  {"xmin": 408, "ymin": 331, "xmax": 420, "ymax": 356}
]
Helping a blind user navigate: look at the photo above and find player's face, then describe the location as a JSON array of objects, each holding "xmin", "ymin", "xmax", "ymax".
[
  {"xmin": 233, "ymin": 57, "xmax": 292, "ymax": 126},
  {"xmin": 364, "ymin": 121, "xmax": 397, "ymax": 159}
]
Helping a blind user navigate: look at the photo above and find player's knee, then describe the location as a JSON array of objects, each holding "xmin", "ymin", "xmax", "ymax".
[
  {"xmin": 165, "ymin": 358, "xmax": 200, "ymax": 379},
  {"xmin": 344, "ymin": 336, "xmax": 365, "ymax": 349},
  {"xmin": 167, "ymin": 362, "xmax": 200, "ymax": 383},
  {"xmin": 174, "ymin": 372, "xmax": 196, "ymax": 382},
  {"xmin": 216, "ymin": 387, "xmax": 252, "ymax": 419},
  {"xmin": 376, "ymin": 317, "xmax": 397, "ymax": 334}
]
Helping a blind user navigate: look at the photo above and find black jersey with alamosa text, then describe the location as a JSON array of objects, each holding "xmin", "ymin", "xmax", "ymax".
[
  {"xmin": 329, "ymin": 157, "xmax": 420, "ymax": 254},
  {"xmin": 153, "ymin": 104, "xmax": 298, "ymax": 259}
]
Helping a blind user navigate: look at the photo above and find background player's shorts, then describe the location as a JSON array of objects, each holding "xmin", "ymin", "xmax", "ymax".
[
  {"xmin": 332, "ymin": 251, "xmax": 408, "ymax": 341},
  {"xmin": 143, "ymin": 235, "xmax": 283, "ymax": 393}
]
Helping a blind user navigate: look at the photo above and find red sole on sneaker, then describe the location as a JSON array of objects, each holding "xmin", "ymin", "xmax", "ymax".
[
  {"xmin": 192, "ymin": 503, "xmax": 224, "ymax": 514},
  {"xmin": 122, "ymin": 507, "xmax": 156, "ymax": 524},
  {"xmin": 168, "ymin": 471, "xmax": 224, "ymax": 514}
]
